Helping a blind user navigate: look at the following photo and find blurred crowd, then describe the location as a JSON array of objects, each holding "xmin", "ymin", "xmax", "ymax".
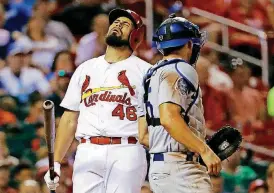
[{"xmin": 0, "ymin": 0, "xmax": 274, "ymax": 193}]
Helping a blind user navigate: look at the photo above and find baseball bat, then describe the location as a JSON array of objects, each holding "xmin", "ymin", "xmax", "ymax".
[{"xmin": 43, "ymin": 100, "xmax": 56, "ymax": 193}]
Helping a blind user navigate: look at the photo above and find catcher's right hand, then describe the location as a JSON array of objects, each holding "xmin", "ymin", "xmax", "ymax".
[
  {"xmin": 200, "ymin": 146, "xmax": 222, "ymax": 176},
  {"xmin": 44, "ymin": 162, "xmax": 61, "ymax": 190}
]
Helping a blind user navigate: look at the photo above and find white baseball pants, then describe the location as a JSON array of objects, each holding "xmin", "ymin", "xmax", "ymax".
[{"xmin": 72, "ymin": 142, "xmax": 147, "ymax": 193}]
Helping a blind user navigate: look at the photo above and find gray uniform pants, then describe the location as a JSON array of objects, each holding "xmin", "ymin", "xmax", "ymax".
[{"xmin": 149, "ymin": 154, "xmax": 212, "ymax": 193}]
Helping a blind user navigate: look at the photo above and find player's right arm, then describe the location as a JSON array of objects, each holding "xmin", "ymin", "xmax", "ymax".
[
  {"xmin": 44, "ymin": 110, "xmax": 79, "ymax": 191},
  {"xmin": 158, "ymin": 70, "xmax": 221, "ymax": 175},
  {"xmin": 54, "ymin": 110, "xmax": 79, "ymax": 163},
  {"xmin": 44, "ymin": 62, "xmax": 86, "ymax": 190}
]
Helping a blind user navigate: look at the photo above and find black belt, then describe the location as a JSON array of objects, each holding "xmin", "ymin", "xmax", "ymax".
[
  {"xmin": 147, "ymin": 117, "xmax": 161, "ymax": 126},
  {"xmin": 146, "ymin": 117, "xmax": 190, "ymax": 127}
]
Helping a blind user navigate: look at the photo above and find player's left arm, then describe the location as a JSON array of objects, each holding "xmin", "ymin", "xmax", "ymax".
[{"xmin": 138, "ymin": 116, "xmax": 149, "ymax": 147}]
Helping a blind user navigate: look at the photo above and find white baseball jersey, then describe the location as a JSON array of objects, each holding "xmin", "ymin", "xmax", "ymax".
[{"xmin": 60, "ymin": 55, "xmax": 151, "ymax": 139}]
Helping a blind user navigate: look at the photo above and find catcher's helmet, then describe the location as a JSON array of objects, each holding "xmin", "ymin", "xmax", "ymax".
[
  {"xmin": 109, "ymin": 8, "xmax": 145, "ymax": 51},
  {"xmin": 153, "ymin": 14, "xmax": 207, "ymax": 65}
]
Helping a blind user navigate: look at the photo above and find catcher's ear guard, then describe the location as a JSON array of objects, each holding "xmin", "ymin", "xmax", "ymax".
[
  {"xmin": 189, "ymin": 31, "xmax": 207, "ymax": 66},
  {"xmin": 199, "ymin": 125, "xmax": 243, "ymax": 166}
]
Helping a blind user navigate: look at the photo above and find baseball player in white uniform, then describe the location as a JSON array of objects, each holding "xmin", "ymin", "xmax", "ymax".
[
  {"xmin": 138, "ymin": 14, "xmax": 222, "ymax": 193},
  {"xmin": 44, "ymin": 8, "xmax": 151, "ymax": 193}
]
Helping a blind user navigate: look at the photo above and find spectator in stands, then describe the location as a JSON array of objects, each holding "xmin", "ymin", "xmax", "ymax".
[
  {"xmin": 15, "ymin": 16, "xmax": 63, "ymax": 74},
  {"xmin": 184, "ymin": 0, "xmax": 229, "ymax": 43},
  {"xmin": 49, "ymin": 50, "xmax": 75, "ymax": 81},
  {"xmin": 267, "ymin": 162, "xmax": 274, "ymax": 193},
  {"xmin": 248, "ymin": 179, "xmax": 267, "ymax": 193},
  {"xmin": 52, "ymin": 50, "xmax": 75, "ymax": 71},
  {"xmin": 196, "ymin": 56, "xmax": 228, "ymax": 130},
  {"xmin": 0, "ymin": 131, "xmax": 19, "ymax": 167},
  {"xmin": 152, "ymin": 0, "xmax": 183, "ymax": 29},
  {"xmin": 0, "ymin": 165, "xmax": 17, "ymax": 193},
  {"xmin": 0, "ymin": 96, "xmax": 17, "ymax": 126},
  {"xmin": 1, "ymin": 0, "xmax": 31, "ymax": 33},
  {"xmin": 52, "ymin": 0, "xmax": 73, "ymax": 14},
  {"xmin": 31, "ymin": 122, "xmax": 46, "ymax": 152},
  {"xmin": 0, "ymin": 46, "xmax": 51, "ymax": 104},
  {"xmin": 0, "ymin": 58, "xmax": 5, "ymax": 71},
  {"xmin": 168, "ymin": 1, "xmax": 184, "ymax": 17},
  {"xmin": 0, "ymin": 4, "xmax": 12, "ymax": 60},
  {"xmin": 48, "ymin": 51, "xmax": 74, "ymax": 117},
  {"xmin": 225, "ymin": 58, "xmax": 265, "ymax": 129},
  {"xmin": 229, "ymin": 0, "xmax": 267, "ymax": 29},
  {"xmin": 210, "ymin": 174, "xmax": 226, "ymax": 193},
  {"xmin": 221, "ymin": 151, "xmax": 257, "ymax": 193},
  {"xmin": 184, "ymin": 0, "xmax": 229, "ymax": 17},
  {"xmin": 202, "ymin": 51, "xmax": 233, "ymax": 91},
  {"xmin": 24, "ymin": 91, "xmax": 44, "ymax": 124},
  {"xmin": 204, "ymin": 50, "xmax": 266, "ymax": 96},
  {"xmin": 12, "ymin": 163, "xmax": 34, "ymax": 188},
  {"xmin": 51, "ymin": 0, "xmax": 105, "ymax": 37},
  {"xmin": 117, "ymin": 0, "xmax": 146, "ymax": 18},
  {"xmin": 21, "ymin": 49, "xmax": 34, "ymax": 68},
  {"xmin": 33, "ymin": 0, "xmax": 76, "ymax": 51},
  {"xmin": 19, "ymin": 179, "xmax": 41, "ymax": 193},
  {"xmin": 248, "ymin": 71, "xmax": 269, "ymax": 96},
  {"xmin": 0, "ymin": 80, "xmax": 5, "ymax": 96},
  {"xmin": 267, "ymin": 3, "xmax": 274, "ymax": 30},
  {"xmin": 20, "ymin": 0, "xmax": 37, "ymax": 10},
  {"xmin": 34, "ymin": 147, "xmax": 48, "ymax": 171},
  {"xmin": 75, "ymin": 13, "xmax": 109, "ymax": 66},
  {"xmin": 227, "ymin": 0, "xmax": 274, "ymax": 57}
]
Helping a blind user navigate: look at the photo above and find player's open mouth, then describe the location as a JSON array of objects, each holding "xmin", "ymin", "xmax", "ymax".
[{"xmin": 112, "ymin": 28, "xmax": 121, "ymax": 35}]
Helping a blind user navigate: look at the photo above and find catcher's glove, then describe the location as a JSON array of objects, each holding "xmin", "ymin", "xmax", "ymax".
[{"xmin": 199, "ymin": 125, "xmax": 243, "ymax": 165}]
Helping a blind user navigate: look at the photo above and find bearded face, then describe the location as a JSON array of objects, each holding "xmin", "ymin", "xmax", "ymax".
[{"xmin": 105, "ymin": 16, "xmax": 135, "ymax": 48}]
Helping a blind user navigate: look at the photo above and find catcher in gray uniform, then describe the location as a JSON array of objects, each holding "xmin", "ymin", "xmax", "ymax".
[{"xmin": 137, "ymin": 14, "xmax": 222, "ymax": 193}]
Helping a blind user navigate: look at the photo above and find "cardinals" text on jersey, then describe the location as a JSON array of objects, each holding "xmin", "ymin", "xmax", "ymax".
[{"xmin": 83, "ymin": 91, "xmax": 132, "ymax": 107}]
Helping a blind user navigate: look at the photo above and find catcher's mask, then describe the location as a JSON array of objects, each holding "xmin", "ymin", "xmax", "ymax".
[
  {"xmin": 109, "ymin": 8, "xmax": 145, "ymax": 51},
  {"xmin": 153, "ymin": 14, "xmax": 207, "ymax": 66}
]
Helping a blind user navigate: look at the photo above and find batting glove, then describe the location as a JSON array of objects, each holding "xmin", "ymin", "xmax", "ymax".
[{"xmin": 44, "ymin": 162, "xmax": 61, "ymax": 190}]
